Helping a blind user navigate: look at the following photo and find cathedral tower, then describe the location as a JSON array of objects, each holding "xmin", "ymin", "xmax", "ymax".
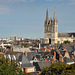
[{"xmin": 44, "ymin": 9, "xmax": 58, "ymax": 44}]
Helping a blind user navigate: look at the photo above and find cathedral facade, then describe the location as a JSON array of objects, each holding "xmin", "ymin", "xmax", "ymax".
[{"xmin": 44, "ymin": 9, "xmax": 75, "ymax": 44}]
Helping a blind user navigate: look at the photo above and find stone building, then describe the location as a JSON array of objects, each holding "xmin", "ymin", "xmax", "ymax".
[{"xmin": 44, "ymin": 9, "xmax": 75, "ymax": 44}]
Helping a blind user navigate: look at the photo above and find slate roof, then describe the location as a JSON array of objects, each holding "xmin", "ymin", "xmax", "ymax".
[
  {"xmin": 22, "ymin": 53, "xmax": 30, "ymax": 64},
  {"xmin": 21, "ymin": 63, "xmax": 34, "ymax": 68},
  {"xmin": 38, "ymin": 52, "xmax": 51, "ymax": 57},
  {"xmin": 18, "ymin": 53, "xmax": 23, "ymax": 62},
  {"xmin": 33, "ymin": 61, "xmax": 51, "ymax": 71},
  {"xmin": 58, "ymin": 44, "xmax": 64, "ymax": 50},
  {"xmin": 36, "ymin": 54, "xmax": 41, "ymax": 60},
  {"xmin": 58, "ymin": 32, "xmax": 75, "ymax": 37},
  {"xmin": 41, "ymin": 44, "xmax": 49, "ymax": 47},
  {"xmin": 21, "ymin": 53, "xmax": 34, "ymax": 68},
  {"xmin": 27, "ymin": 52, "xmax": 38, "ymax": 61},
  {"xmin": 58, "ymin": 43, "xmax": 73, "ymax": 51},
  {"xmin": 63, "ymin": 57, "xmax": 74, "ymax": 63},
  {"xmin": 59, "ymin": 50, "xmax": 66, "ymax": 57}
]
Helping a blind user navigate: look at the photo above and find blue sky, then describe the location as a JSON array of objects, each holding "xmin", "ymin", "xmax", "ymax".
[{"xmin": 0, "ymin": 0, "xmax": 75, "ymax": 38}]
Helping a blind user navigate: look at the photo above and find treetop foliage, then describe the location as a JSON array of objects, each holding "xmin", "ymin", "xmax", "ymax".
[
  {"xmin": 40, "ymin": 62, "xmax": 75, "ymax": 75},
  {"xmin": 0, "ymin": 54, "xmax": 26, "ymax": 75}
]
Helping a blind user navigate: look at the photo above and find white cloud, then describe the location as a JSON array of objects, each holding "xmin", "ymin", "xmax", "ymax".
[{"xmin": 0, "ymin": 6, "xmax": 10, "ymax": 14}]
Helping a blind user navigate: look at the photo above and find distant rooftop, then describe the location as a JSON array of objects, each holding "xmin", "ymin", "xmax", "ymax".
[{"xmin": 58, "ymin": 32, "xmax": 75, "ymax": 37}]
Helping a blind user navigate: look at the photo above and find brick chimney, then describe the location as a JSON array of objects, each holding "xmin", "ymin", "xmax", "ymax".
[
  {"xmin": 52, "ymin": 47, "xmax": 55, "ymax": 50},
  {"xmin": 25, "ymin": 52, "xmax": 27, "ymax": 56},
  {"xmin": 1, "ymin": 49, "xmax": 2, "ymax": 52},
  {"xmin": 48, "ymin": 49, "xmax": 50, "ymax": 52},
  {"xmin": 64, "ymin": 46, "xmax": 66, "ymax": 50},
  {"xmin": 4, "ymin": 52, "xmax": 6, "ymax": 55},
  {"xmin": 41, "ymin": 50, "xmax": 43, "ymax": 52},
  {"xmin": 71, "ymin": 55, "xmax": 74, "ymax": 59},
  {"xmin": 48, "ymin": 47, "xmax": 49, "ymax": 49},
  {"xmin": 66, "ymin": 50, "xmax": 68, "ymax": 53},
  {"xmin": 57, "ymin": 49, "xmax": 60, "ymax": 51},
  {"xmin": 54, "ymin": 51, "xmax": 56, "ymax": 57},
  {"xmin": 10, "ymin": 45, "xmax": 12, "ymax": 52},
  {"xmin": 19, "ymin": 42, "xmax": 22, "ymax": 45},
  {"xmin": 45, "ymin": 58, "xmax": 48, "ymax": 61},
  {"xmin": 59, "ymin": 54, "xmax": 63, "ymax": 62},
  {"xmin": 53, "ymin": 57, "xmax": 55, "ymax": 61},
  {"xmin": 35, "ymin": 50, "xmax": 37, "ymax": 52}
]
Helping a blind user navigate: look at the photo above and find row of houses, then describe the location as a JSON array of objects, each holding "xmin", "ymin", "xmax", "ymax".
[
  {"xmin": 0, "ymin": 39, "xmax": 75, "ymax": 74},
  {"xmin": 3, "ymin": 43, "xmax": 75, "ymax": 74}
]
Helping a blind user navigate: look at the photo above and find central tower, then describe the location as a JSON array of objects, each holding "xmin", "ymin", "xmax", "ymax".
[{"xmin": 44, "ymin": 9, "xmax": 58, "ymax": 44}]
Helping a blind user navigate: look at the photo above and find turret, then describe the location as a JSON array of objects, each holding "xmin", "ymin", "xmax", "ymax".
[
  {"xmin": 53, "ymin": 8, "xmax": 58, "ymax": 24},
  {"xmin": 45, "ymin": 9, "xmax": 49, "ymax": 25},
  {"xmin": 53, "ymin": 8, "xmax": 56, "ymax": 20},
  {"xmin": 52, "ymin": 9, "xmax": 58, "ymax": 44}
]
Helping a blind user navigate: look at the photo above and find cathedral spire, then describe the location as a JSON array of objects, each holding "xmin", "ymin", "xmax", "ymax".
[
  {"xmin": 53, "ymin": 8, "xmax": 56, "ymax": 20},
  {"xmin": 45, "ymin": 9, "xmax": 49, "ymax": 25},
  {"xmin": 46, "ymin": 9, "xmax": 49, "ymax": 21}
]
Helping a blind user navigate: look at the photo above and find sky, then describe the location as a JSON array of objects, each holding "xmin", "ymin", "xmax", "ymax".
[{"xmin": 0, "ymin": 0, "xmax": 75, "ymax": 38}]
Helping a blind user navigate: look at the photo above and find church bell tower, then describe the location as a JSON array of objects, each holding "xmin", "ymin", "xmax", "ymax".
[{"xmin": 44, "ymin": 9, "xmax": 58, "ymax": 44}]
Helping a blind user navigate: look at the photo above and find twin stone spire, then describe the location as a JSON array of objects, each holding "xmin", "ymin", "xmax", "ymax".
[
  {"xmin": 46, "ymin": 8, "xmax": 57, "ymax": 25},
  {"xmin": 44, "ymin": 9, "xmax": 58, "ymax": 44}
]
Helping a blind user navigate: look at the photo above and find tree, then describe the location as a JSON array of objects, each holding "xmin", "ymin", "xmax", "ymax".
[
  {"xmin": 64, "ymin": 40, "xmax": 70, "ymax": 44},
  {"xmin": 0, "ymin": 54, "xmax": 26, "ymax": 75},
  {"xmin": 40, "ymin": 62, "xmax": 75, "ymax": 75}
]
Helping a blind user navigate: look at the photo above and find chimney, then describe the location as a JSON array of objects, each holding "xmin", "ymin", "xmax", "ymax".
[
  {"xmin": 48, "ymin": 46, "xmax": 49, "ymax": 49},
  {"xmin": 25, "ymin": 52, "xmax": 27, "ymax": 56},
  {"xmin": 41, "ymin": 50, "xmax": 43, "ymax": 52},
  {"xmin": 39, "ymin": 43, "xmax": 41, "ymax": 49},
  {"xmin": 66, "ymin": 50, "xmax": 68, "ymax": 53},
  {"xmin": 37, "ymin": 72, "xmax": 39, "ymax": 75},
  {"xmin": 52, "ymin": 47, "xmax": 55, "ymax": 50},
  {"xmin": 71, "ymin": 55, "xmax": 74, "ymax": 59},
  {"xmin": 19, "ymin": 42, "xmax": 22, "ymax": 45},
  {"xmin": 44, "ymin": 47, "xmax": 46, "ymax": 51},
  {"xmin": 10, "ymin": 45, "xmax": 12, "ymax": 52},
  {"xmin": 59, "ymin": 54, "xmax": 63, "ymax": 62},
  {"xmin": 57, "ymin": 49, "xmax": 60, "ymax": 51},
  {"xmin": 48, "ymin": 49, "xmax": 50, "ymax": 52},
  {"xmin": 4, "ymin": 52, "xmax": 6, "ymax": 55},
  {"xmin": 53, "ymin": 57, "xmax": 56, "ymax": 61},
  {"xmin": 45, "ymin": 58, "xmax": 48, "ymax": 61},
  {"xmin": 1, "ymin": 49, "xmax": 2, "ymax": 52},
  {"xmin": 35, "ymin": 50, "xmax": 37, "ymax": 52},
  {"xmin": 54, "ymin": 51, "xmax": 56, "ymax": 57},
  {"xmin": 64, "ymin": 46, "xmax": 66, "ymax": 50}
]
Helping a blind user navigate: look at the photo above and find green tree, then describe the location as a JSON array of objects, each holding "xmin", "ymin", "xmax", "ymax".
[
  {"xmin": 64, "ymin": 40, "xmax": 70, "ymax": 44},
  {"xmin": 40, "ymin": 62, "xmax": 75, "ymax": 75},
  {"xmin": 0, "ymin": 54, "xmax": 26, "ymax": 75}
]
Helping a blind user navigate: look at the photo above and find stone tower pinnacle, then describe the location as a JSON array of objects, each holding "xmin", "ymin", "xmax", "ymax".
[
  {"xmin": 53, "ymin": 8, "xmax": 56, "ymax": 20},
  {"xmin": 46, "ymin": 9, "xmax": 49, "ymax": 21},
  {"xmin": 44, "ymin": 9, "xmax": 58, "ymax": 44}
]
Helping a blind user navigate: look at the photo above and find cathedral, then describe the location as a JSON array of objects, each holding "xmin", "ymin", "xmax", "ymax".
[{"xmin": 44, "ymin": 9, "xmax": 75, "ymax": 44}]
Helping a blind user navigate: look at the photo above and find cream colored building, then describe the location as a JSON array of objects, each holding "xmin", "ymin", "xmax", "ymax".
[{"xmin": 44, "ymin": 9, "xmax": 75, "ymax": 44}]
